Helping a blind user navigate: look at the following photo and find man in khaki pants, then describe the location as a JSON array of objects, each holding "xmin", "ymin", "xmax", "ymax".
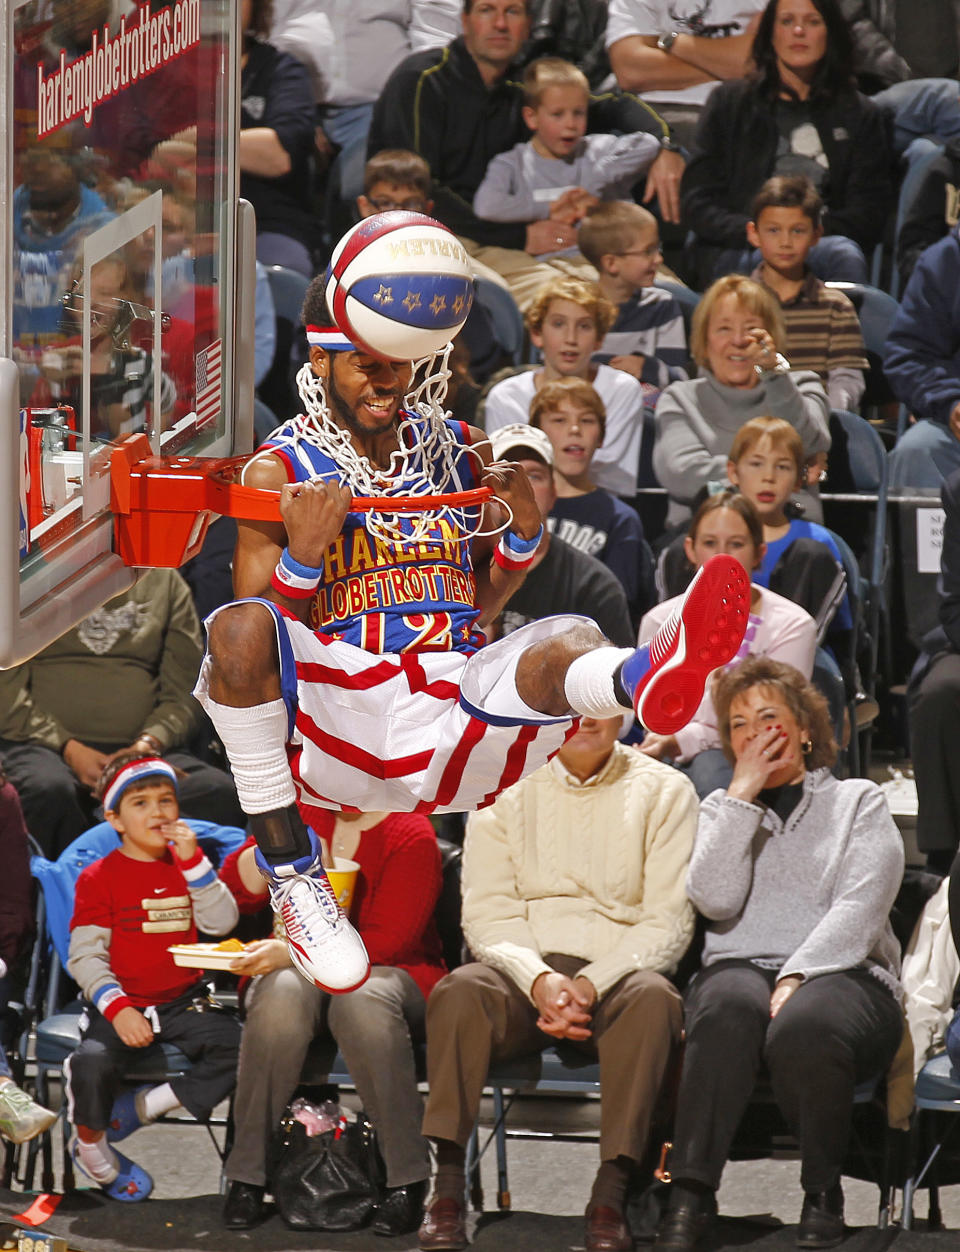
[{"xmin": 418, "ymin": 713, "xmax": 698, "ymax": 1252}]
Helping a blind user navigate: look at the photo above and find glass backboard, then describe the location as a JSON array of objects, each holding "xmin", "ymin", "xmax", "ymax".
[{"xmin": 0, "ymin": 0, "xmax": 254, "ymax": 666}]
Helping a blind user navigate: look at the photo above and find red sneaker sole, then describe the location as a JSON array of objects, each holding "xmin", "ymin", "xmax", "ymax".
[{"xmin": 636, "ymin": 555, "xmax": 751, "ymax": 735}]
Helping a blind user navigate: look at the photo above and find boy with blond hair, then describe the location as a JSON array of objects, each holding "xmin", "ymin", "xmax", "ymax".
[
  {"xmin": 579, "ymin": 200, "xmax": 688, "ymax": 401},
  {"xmin": 747, "ymin": 176, "xmax": 868, "ymax": 414},
  {"xmin": 725, "ymin": 416, "xmax": 853, "ymax": 667},
  {"xmin": 474, "ymin": 58, "xmax": 661, "ymax": 229},
  {"xmin": 530, "ymin": 377, "xmax": 655, "ymax": 624},
  {"xmin": 481, "ymin": 275, "xmax": 648, "ymax": 499}
]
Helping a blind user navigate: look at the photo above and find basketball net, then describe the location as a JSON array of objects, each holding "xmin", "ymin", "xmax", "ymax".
[{"xmin": 258, "ymin": 343, "xmax": 508, "ymax": 546}]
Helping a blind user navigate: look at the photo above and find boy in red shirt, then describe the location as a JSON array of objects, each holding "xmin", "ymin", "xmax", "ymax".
[{"xmin": 65, "ymin": 753, "xmax": 241, "ymax": 1202}]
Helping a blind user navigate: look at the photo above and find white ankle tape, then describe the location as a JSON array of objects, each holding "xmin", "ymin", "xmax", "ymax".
[
  {"xmin": 76, "ymin": 1135, "xmax": 119, "ymax": 1183},
  {"xmin": 205, "ymin": 698, "xmax": 297, "ymax": 814},
  {"xmin": 563, "ymin": 648, "xmax": 635, "ymax": 719}
]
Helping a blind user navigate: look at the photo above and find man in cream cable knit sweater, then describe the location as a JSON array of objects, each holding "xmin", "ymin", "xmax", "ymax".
[{"xmin": 418, "ymin": 714, "xmax": 698, "ymax": 1252}]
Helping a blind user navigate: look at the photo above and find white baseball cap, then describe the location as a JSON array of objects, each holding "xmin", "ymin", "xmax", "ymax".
[{"xmin": 487, "ymin": 422, "xmax": 554, "ymax": 466}]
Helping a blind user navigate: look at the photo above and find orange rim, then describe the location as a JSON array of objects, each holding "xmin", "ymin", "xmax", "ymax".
[{"xmin": 208, "ymin": 476, "xmax": 492, "ymax": 521}]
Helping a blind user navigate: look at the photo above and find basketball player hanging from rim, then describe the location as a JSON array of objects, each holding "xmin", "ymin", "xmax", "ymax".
[{"xmin": 194, "ymin": 252, "xmax": 750, "ymax": 996}]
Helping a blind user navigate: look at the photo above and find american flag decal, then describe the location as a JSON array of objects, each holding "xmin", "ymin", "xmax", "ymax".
[{"xmin": 195, "ymin": 338, "xmax": 222, "ymax": 428}]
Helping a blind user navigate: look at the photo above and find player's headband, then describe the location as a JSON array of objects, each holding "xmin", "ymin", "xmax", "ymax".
[
  {"xmin": 306, "ymin": 325, "xmax": 354, "ymax": 352},
  {"xmin": 103, "ymin": 759, "xmax": 179, "ymax": 813}
]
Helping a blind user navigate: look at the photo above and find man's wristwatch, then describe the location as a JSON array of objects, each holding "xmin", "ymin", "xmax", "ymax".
[
  {"xmin": 136, "ymin": 732, "xmax": 164, "ymax": 756},
  {"xmin": 660, "ymin": 135, "xmax": 684, "ymax": 153},
  {"xmin": 657, "ymin": 30, "xmax": 679, "ymax": 51}
]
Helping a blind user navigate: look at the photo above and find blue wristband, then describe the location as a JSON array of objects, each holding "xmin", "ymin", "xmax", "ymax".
[
  {"xmin": 280, "ymin": 548, "xmax": 324, "ymax": 580},
  {"xmin": 501, "ymin": 524, "xmax": 543, "ymax": 557}
]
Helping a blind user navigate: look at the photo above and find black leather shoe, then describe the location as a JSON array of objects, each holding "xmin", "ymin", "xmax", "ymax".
[
  {"xmin": 373, "ymin": 1178, "xmax": 428, "ymax": 1236},
  {"xmin": 797, "ymin": 1185, "xmax": 844, "ymax": 1248},
  {"xmin": 222, "ymin": 1180, "xmax": 266, "ymax": 1230},
  {"xmin": 654, "ymin": 1188, "xmax": 717, "ymax": 1252}
]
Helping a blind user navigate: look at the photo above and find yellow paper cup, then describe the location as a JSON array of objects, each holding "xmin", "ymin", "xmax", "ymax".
[{"xmin": 327, "ymin": 857, "xmax": 360, "ymax": 915}]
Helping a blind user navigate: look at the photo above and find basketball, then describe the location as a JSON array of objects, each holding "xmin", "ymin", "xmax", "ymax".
[{"xmin": 325, "ymin": 211, "xmax": 475, "ymax": 361}]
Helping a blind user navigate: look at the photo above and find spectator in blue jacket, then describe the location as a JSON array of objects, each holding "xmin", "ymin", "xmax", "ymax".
[{"xmin": 885, "ymin": 224, "xmax": 960, "ymax": 489}]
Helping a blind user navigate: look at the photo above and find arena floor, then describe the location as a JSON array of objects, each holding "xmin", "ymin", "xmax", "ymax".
[{"xmin": 1, "ymin": 1084, "xmax": 958, "ymax": 1252}]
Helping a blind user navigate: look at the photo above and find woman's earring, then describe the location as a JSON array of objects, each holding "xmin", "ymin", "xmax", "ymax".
[{"xmin": 801, "ymin": 738, "xmax": 812, "ymax": 756}]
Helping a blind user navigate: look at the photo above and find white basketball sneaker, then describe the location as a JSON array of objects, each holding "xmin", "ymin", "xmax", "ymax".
[{"xmin": 255, "ymin": 832, "xmax": 370, "ymax": 994}]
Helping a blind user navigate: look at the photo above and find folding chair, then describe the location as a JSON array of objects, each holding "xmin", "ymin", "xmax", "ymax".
[
  {"xmin": 821, "ymin": 410, "xmax": 890, "ymax": 771},
  {"xmin": 258, "ymin": 264, "xmax": 309, "ymax": 424},
  {"xmin": 24, "ymin": 819, "xmax": 246, "ymax": 1192},
  {"xmin": 466, "ymin": 1041, "xmax": 889, "ymax": 1223},
  {"xmin": 465, "ymin": 1045, "xmax": 602, "ymax": 1212},
  {"xmin": 813, "ymin": 646, "xmax": 847, "ymax": 775},
  {"xmin": 901, "ymin": 1052, "xmax": 960, "ymax": 1229},
  {"xmin": 889, "ymin": 138, "xmax": 947, "ymax": 301},
  {"xmin": 472, "ymin": 277, "xmax": 526, "ymax": 367},
  {"xmin": 824, "ymin": 282, "xmax": 903, "ymax": 429},
  {"xmin": 253, "ymin": 395, "xmax": 279, "ymax": 446},
  {"xmin": 820, "ymin": 526, "xmax": 880, "ymax": 777}
]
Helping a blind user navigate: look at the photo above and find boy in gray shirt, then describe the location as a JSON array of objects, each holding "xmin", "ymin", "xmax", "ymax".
[{"xmin": 474, "ymin": 57, "xmax": 660, "ymax": 248}]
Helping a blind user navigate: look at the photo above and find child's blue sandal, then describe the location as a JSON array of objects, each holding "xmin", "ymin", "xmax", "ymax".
[
  {"xmin": 70, "ymin": 1136, "xmax": 153, "ymax": 1202},
  {"xmin": 106, "ymin": 1086, "xmax": 149, "ymax": 1143}
]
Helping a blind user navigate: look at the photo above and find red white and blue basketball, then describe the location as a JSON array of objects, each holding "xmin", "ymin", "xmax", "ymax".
[{"xmin": 325, "ymin": 212, "xmax": 475, "ymax": 361}]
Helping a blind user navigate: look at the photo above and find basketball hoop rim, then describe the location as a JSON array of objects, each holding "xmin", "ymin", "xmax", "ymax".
[{"xmin": 214, "ymin": 475, "xmax": 492, "ymax": 521}]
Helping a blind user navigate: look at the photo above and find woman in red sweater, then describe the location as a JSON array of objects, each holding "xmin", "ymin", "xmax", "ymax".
[{"xmin": 218, "ymin": 809, "xmax": 447, "ymax": 1236}]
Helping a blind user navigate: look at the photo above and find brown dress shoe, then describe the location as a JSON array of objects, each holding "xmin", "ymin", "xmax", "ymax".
[
  {"xmin": 586, "ymin": 1203, "xmax": 634, "ymax": 1252},
  {"xmin": 418, "ymin": 1193, "xmax": 468, "ymax": 1250}
]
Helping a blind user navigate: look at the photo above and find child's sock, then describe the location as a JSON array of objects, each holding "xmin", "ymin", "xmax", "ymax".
[
  {"xmin": 75, "ymin": 1130, "xmax": 120, "ymax": 1184},
  {"xmin": 138, "ymin": 1083, "xmax": 182, "ymax": 1123}
]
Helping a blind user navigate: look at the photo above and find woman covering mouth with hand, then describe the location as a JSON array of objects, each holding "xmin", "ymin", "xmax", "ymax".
[{"xmin": 653, "ymin": 655, "xmax": 904, "ymax": 1252}]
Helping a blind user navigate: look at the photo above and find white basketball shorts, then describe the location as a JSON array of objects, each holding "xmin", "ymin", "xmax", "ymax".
[{"xmin": 194, "ymin": 601, "xmax": 589, "ymax": 816}]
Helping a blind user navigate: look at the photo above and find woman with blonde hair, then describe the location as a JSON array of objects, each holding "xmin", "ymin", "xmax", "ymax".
[{"xmin": 652, "ymin": 274, "xmax": 830, "ymax": 527}]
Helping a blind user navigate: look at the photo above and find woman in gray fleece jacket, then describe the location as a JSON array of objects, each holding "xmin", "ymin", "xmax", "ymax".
[
  {"xmin": 652, "ymin": 275, "xmax": 831, "ymax": 528},
  {"xmin": 655, "ymin": 657, "xmax": 903, "ymax": 1252}
]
